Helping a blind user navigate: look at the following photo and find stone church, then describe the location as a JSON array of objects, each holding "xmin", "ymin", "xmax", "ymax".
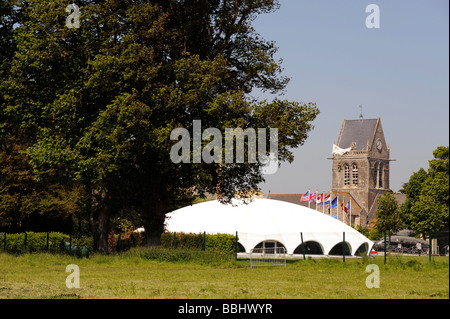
[
  {"xmin": 331, "ymin": 117, "xmax": 392, "ymax": 227},
  {"xmin": 268, "ymin": 117, "xmax": 394, "ymax": 228}
]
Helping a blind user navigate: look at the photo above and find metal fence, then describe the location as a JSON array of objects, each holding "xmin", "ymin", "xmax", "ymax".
[{"xmin": 249, "ymin": 246, "xmax": 286, "ymax": 268}]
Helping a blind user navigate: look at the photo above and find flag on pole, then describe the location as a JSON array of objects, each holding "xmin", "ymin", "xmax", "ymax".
[
  {"xmin": 341, "ymin": 200, "xmax": 350, "ymax": 214},
  {"xmin": 319, "ymin": 194, "xmax": 331, "ymax": 205},
  {"xmin": 330, "ymin": 196, "xmax": 337, "ymax": 208},
  {"xmin": 300, "ymin": 191, "xmax": 310, "ymax": 202},
  {"xmin": 316, "ymin": 193, "xmax": 324, "ymax": 204},
  {"xmin": 310, "ymin": 192, "xmax": 317, "ymax": 203}
]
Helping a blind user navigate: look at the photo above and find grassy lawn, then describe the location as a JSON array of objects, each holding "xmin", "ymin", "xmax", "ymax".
[{"xmin": 0, "ymin": 248, "xmax": 448, "ymax": 299}]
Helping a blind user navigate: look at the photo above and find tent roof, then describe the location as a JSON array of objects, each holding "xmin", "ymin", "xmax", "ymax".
[{"xmin": 165, "ymin": 198, "xmax": 373, "ymax": 255}]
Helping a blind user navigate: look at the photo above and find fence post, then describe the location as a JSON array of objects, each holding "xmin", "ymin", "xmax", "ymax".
[
  {"xmin": 46, "ymin": 231, "xmax": 49, "ymax": 251},
  {"xmin": 384, "ymin": 231, "xmax": 387, "ymax": 265},
  {"xmin": 145, "ymin": 231, "xmax": 148, "ymax": 248},
  {"xmin": 429, "ymin": 232, "xmax": 432, "ymax": 263},
  {"xmin": 24, "ymin": 232, "xmax": 27, "ymax": 250},
  {"xmin": 203, "ymin": 231, "xmax": 206, "ymax": 251},
  {"xmin": 342, "ymin": 232, "xmax": 345, "ymax": 263},
  {"xmin": 3, "ymin": 233, "xmax": 6, "ymax": 251},
  {"xmin": 69, "ymin": 233, "xmax": 72, "ymax": 251},
  {"xmin": 234, "ymin": 231, "xmax": 238, "ymax": 261},
  {"xmin": 300, "ymin": 232, "xmax": 306, "ymax": 260},
  {"xmin": 173, "ymin": 232, "xmax": 176, "ymax": 249}
]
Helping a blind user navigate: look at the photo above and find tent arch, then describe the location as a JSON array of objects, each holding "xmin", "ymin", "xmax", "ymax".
[
  {"xmin": 355, "ymin": 242, "xmax": 369, "ymax": 255},
  {"xmin": 253, "ymin": 240, "xmax": 286, "ymax": 253},
  {"xmin": 293, "ymin": 241, "xmax": 324, "ymax": 255},
  {"xmin": 328, "ymin": 242, "xmax": 352, "ymax": 256}
]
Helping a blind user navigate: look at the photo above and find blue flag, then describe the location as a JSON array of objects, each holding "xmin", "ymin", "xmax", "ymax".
[{"xmin": 330, "ymin": 197, "xmax": 337, "ymax": 208}]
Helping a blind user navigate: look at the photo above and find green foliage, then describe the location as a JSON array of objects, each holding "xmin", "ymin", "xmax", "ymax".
[
  {"xmin": 0, "ymin": 232, "xmax": 69, "ymax": 253},
  {"xmin": 123, "ymin": 246, "xmax": 236, "ymax": 266},
  {"xmin": 1, "ymin": 0, "xmax": 319, "ymax": 251},
  {"xmin": 374, "ymin": 191, "xmax": 402, "ymax": 237},
  {"xmin": 401, "ymin": 146, "xmax": 449, "ymax": 235},
  {"xmin": 161, "ymin": 232, "xmax": 236, "ymax": 253},
  {"xmin": 368, "ymin": 227, "xmax": 384, "ymax": 241},
  {"xmin": 205, "ymin": 233, "xmax": 236, "ymax": 253},
  {"xmin": 428, "ymin": 146, "xmax": 449, "ymax": 177},
  {"xmin": 354, "ymin": 225, "xmax": 370, "ymax": 238},
  {"xmin": 124, "ymin": 232, "xmax": 147, "ymax": 250}
]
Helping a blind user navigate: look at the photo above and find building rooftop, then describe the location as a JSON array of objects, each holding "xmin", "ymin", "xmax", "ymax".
[{"xmin": 337, "ymin": 118, "xmax": 379, "ymax": 150}]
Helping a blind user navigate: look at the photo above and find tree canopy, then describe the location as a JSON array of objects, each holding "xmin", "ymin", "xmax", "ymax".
[
  {"xmin": 401, "ymin": 146, "xmax": 449, "ymax": 236},
  {"xmin": 0, "ymin": 0, "xmax": 319, "ymax": 251},
  {"xmin": 373, "ymin": 191, "xmax": 401, "ymax": 241}
]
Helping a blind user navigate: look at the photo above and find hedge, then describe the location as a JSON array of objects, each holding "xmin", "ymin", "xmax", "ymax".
[
  {"xmin": 0, "ymin": 231, "xmax": 237, "ymax": 254},
  {"xmin": 160, "ymin": 232, "xmax": 237, "ymax": 254},
  {"xmin": 0, "ymin": 232, "xmax": 69, "ymax": 253}
]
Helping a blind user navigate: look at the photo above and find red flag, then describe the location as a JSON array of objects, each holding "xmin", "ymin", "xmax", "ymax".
[
  {"xmin": 341, "ymin": 201, "xmax": 350, "ymax": 214},
  {"xmin": 300, "ymin": 191, "xmax": 310, "ymax": 202},
  {"xmin": 316, "ymin": 194, "xmax": 324, "ymax": 204}
]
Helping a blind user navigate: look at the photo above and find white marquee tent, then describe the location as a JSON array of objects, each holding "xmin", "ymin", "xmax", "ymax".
[{"xmin": 165, "ymin": 198, "xmax": 373, "ymax": 256}]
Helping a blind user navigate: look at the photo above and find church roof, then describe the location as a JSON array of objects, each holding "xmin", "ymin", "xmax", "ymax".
[{"xmin": 337, "ymin": 118, "xmax": 379, "ymax": 150}]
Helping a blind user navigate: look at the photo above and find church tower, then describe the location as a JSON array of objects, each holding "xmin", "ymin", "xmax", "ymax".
[{"xmin": 331, "ymin": 118, "xmax": 392, "ymax": 227}]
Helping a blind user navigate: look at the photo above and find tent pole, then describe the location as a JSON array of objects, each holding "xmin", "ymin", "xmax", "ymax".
[
  {"xmin": 300, "ymin": 232, "xmax": 305, "ymax": 260},
  {"xmin": 235, "ymin": 231, "xmax": 238, "ymax": 261},
  {"xmin": 342, "ymin": 232, "xmax": 345, "ymax": 263}
]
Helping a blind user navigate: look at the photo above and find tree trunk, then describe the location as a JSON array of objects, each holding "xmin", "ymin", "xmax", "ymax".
[
  {"xmin": 145, "ymin": 199, "xmax": 166, "ymax": 247},
  {"xmin": 96, "ymin": 204, "xmax": 111, "ymax": 253}
]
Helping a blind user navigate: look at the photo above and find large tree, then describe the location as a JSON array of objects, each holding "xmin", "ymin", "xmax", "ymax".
[
  {"xmin": 0, "ymin": 0, "xmax": 84, "ymax": 233},
  {"xmin": 373, "ymin": 191, "xmax": 401, "ymax": 244},
  {"xmin": 1, "ymin": 0, "xmax": 319, "ymax": 252},
  {"xmin": 401, "ymin": 146, "xmax": 449, "ymax": 237}
]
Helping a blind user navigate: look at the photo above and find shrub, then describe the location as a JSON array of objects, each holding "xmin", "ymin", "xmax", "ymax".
[
  {"xmin": 160, "ymin": 232, "xmax": 236, "ymax": 253},
  {"xmin": 0, "ymin": 232, "xmax": 69, "ymax": 253},
  {"xmin": 123, "ymin": 246, "xmax": 237, "ymax": 266},
  {"xmin": 129, "ymin": 231, "xmax": 146, "ymax": 247}
]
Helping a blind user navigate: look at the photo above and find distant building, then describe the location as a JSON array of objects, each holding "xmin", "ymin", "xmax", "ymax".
[
  {"xmin": 269, "ymin": 117, "xmax": 405, "ymax": 228},
  {"xmin": 332, "ymin": 117, "xmax": 394, "ymax": 227}
]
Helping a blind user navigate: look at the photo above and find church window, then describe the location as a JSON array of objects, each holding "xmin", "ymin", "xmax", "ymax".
[
  {"xmin": 344, "ymin": 164, "xmax": 350, "ymax": 186},
  {"xmin": 378, "ymin": 163, "xmax": 383, "ymax": 188},
  {"xmin": 352, "ymin": 163, "xmax": 358, "ymax": 186},
  {"xmin": 372, "ymin": 162, "xmax": 378, "ymax": 188}
]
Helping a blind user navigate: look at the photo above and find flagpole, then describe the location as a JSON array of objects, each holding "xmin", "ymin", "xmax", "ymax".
[
  {"xmin": 330, "ymin": 192, "xmax": 333, "ymax": 216},
  {"xmin": 316, "ymin": 189, "xmax": 318, "ymax": 211},
  {"xmin": 336, "ymin": 195, "xmax": 338, "ymax": 219},
  {"xmin": 348, "ymin": 200, "xmax": 350, "ymax": 226},
  {"xmin": 349, "ymin": 200, "xmax": 352, "ymax": 227},
  {"xmin": 308, "ymin": 188, "xmax": 310, "ymax": 209},
  {"xmin": 322, "ymin": 192, "xmax": 325, "ymax": 214},
  {"xmin": 329, "ymin": 193, "xmax": 331, "ymax": 216}
]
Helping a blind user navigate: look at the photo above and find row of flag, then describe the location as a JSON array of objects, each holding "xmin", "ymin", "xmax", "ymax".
[{"xmin": 300, "ymin": 191, "xmax": 351, "ymax": 213}]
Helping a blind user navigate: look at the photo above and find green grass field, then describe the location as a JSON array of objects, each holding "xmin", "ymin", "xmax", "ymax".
[{"xmin": 0, "ymin": 248, "xmax": 448, "ymax": 299}]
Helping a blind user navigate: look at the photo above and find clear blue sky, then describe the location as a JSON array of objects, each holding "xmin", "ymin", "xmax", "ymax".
[{"xmin": 252, "ymin": 0, "xmax": 449, "ymax": 194}]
